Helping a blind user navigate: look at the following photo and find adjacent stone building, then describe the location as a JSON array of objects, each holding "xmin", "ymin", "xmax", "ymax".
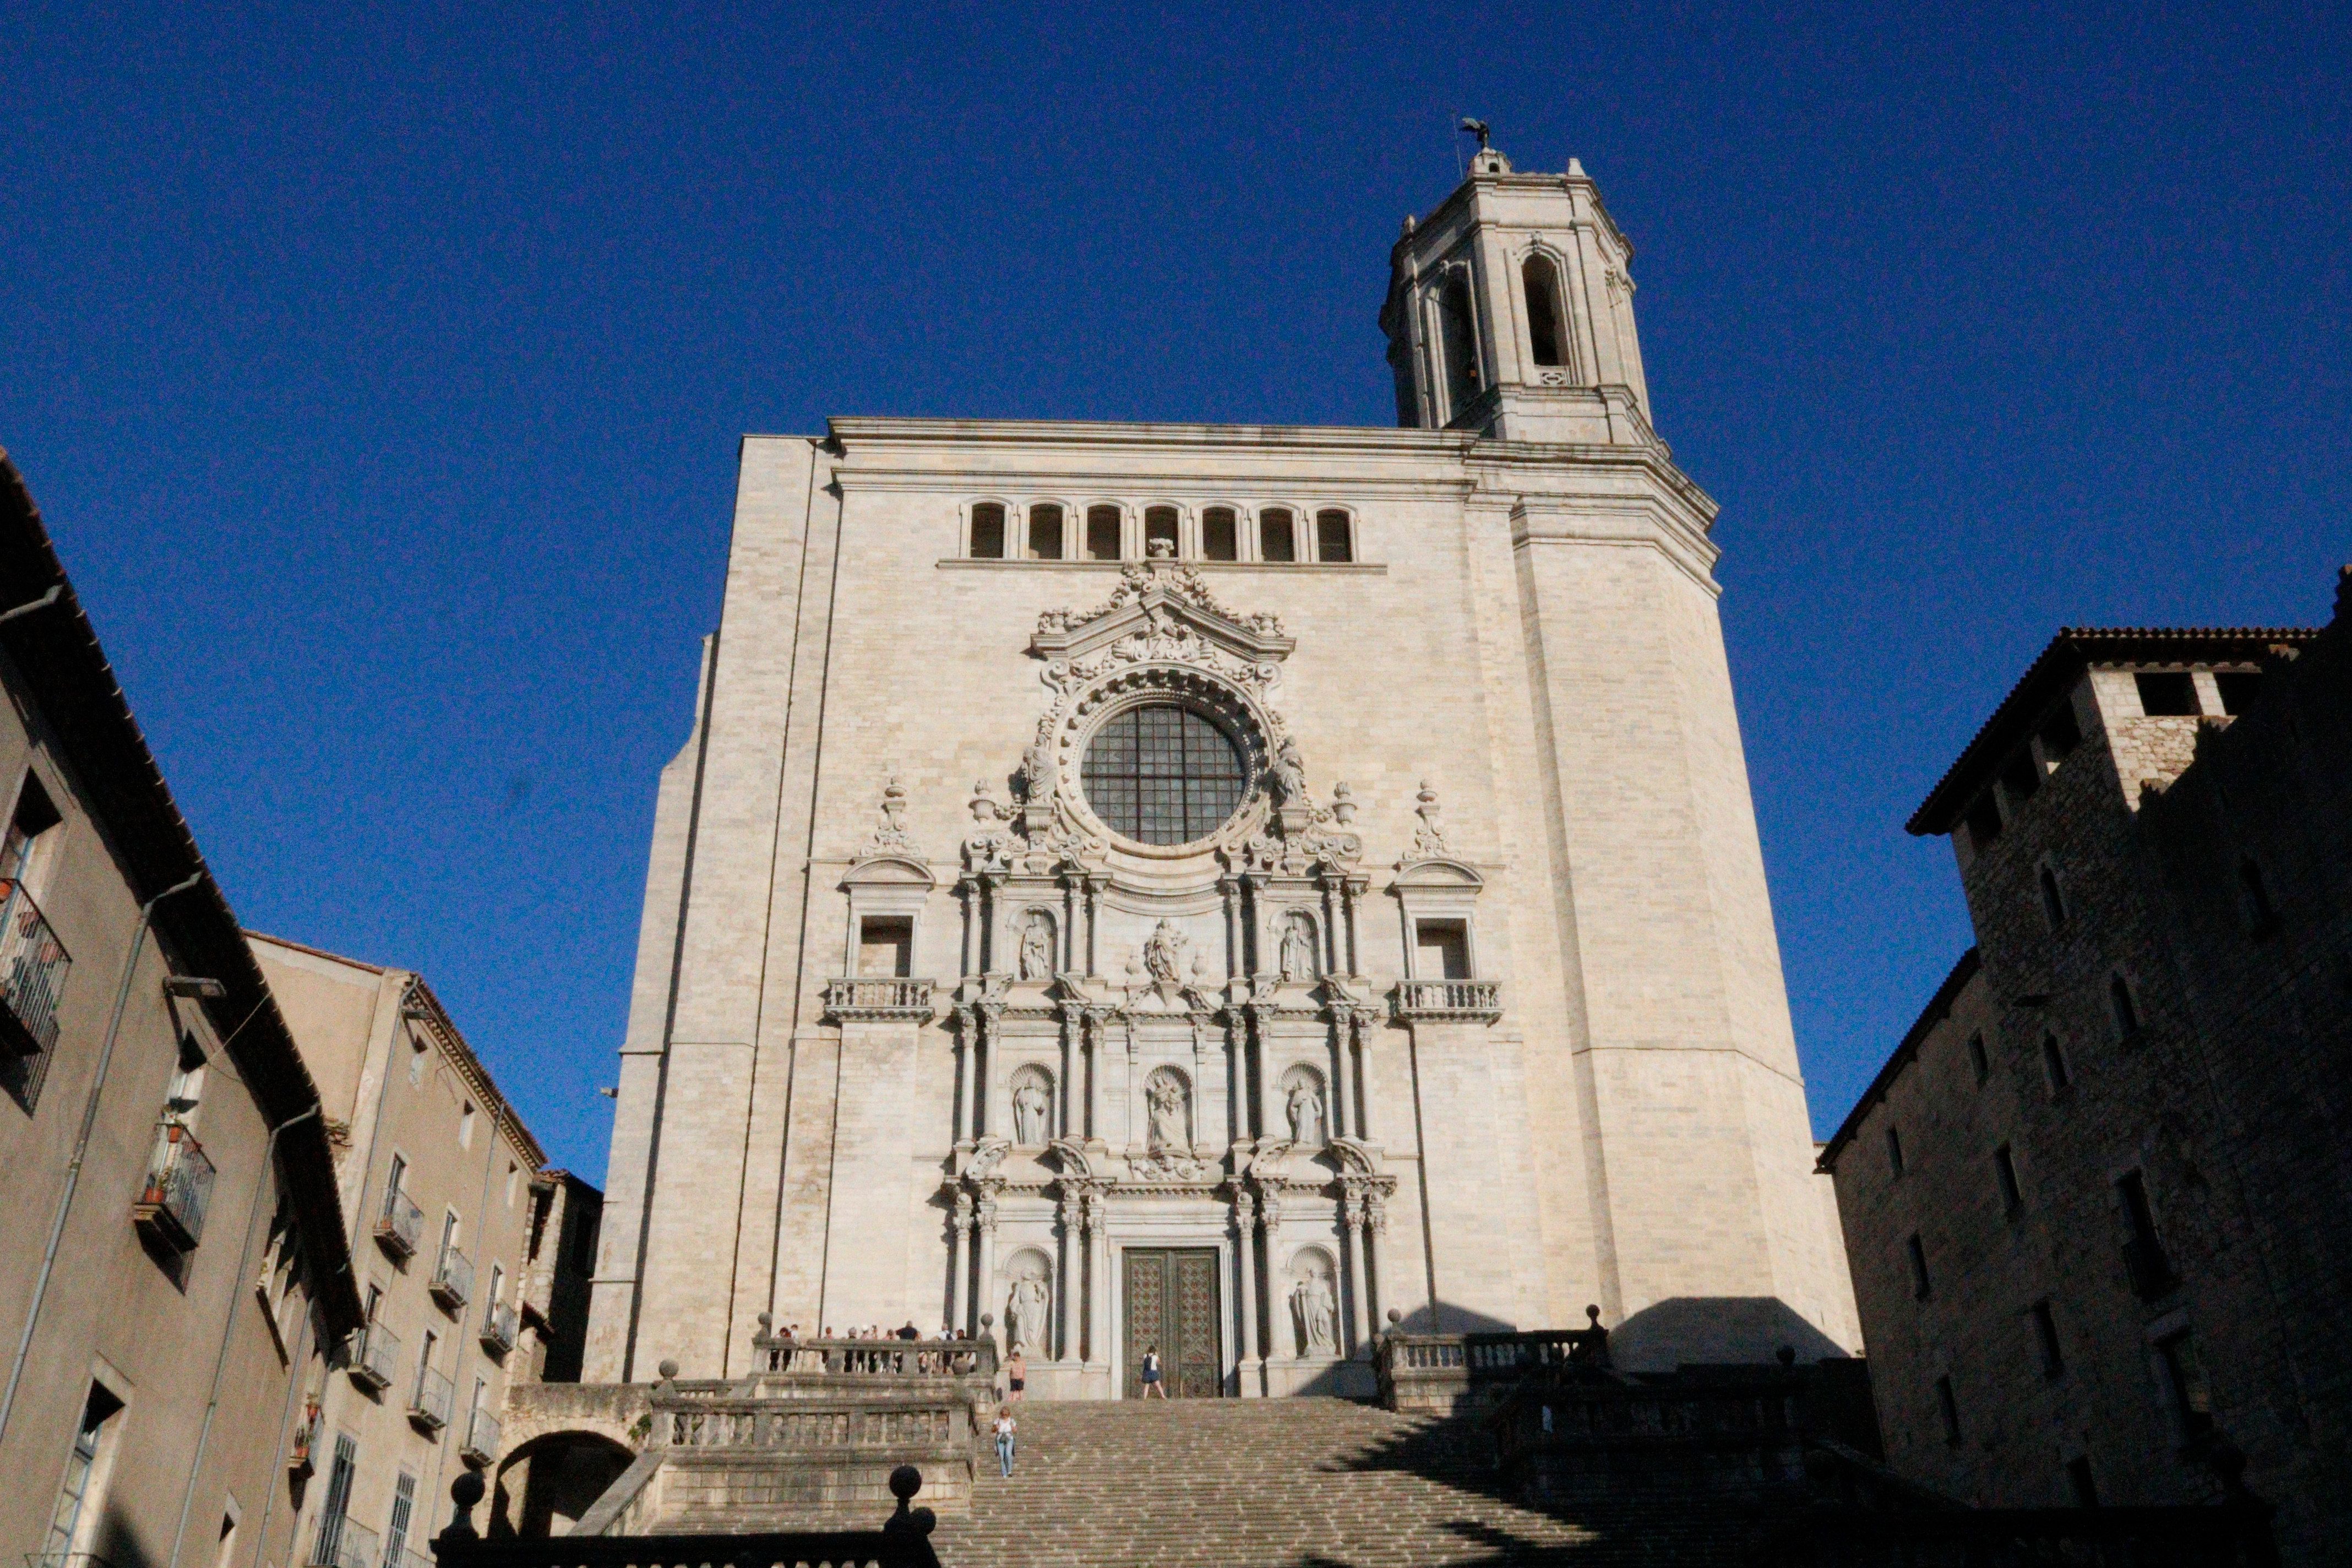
[
  {"xmin": 252, "ymin": 936, "xmax": 598, "ymax": 1568},
  {"xmin": 587, "ymin": 143, "xmax": 1859, "ymax": 1397},
  {"xmin": 1822, "ymin": 574, "xmax": 2352, "ymax": 1564},
  {"xmin": 0, "ymin": 454, "xmax": 365, "ymax": 1568}
]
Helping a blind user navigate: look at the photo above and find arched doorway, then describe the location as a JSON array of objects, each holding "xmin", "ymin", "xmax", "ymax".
[{"xmin": 490, "ymin": 1431, "xmax": 636, "ymax": 1538}]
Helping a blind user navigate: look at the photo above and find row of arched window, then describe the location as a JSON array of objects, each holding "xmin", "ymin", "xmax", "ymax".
[{"xmin": 964, "ymin": 500, "xmax": 1358, "ymax": 565}]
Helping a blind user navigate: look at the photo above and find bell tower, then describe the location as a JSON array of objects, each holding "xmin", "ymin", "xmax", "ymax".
[{"xmin": 1380, "ymin": 138, "xmax": 1654, "ymax": 444}]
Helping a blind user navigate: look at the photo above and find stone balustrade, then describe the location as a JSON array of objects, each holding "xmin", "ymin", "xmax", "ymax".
[
  {"xmin": 749, "ymin": 1332, "xmax": 998, "ymax": 1381},
  {"xmin": 1391, "ymin": 977, "xmax": 1502, "ymax": 1021},
  {"xmin": 1376, "ymin": 1315, "xmax": 1609, "ymax": 1414},
  {"xmin": 821, "ymin": 978, "xmax": 937, "ymax": 1022}
]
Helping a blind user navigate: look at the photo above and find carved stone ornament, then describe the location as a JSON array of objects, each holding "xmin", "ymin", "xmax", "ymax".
[
  {"xmin": 1046, "ymin": 1135, "xmax": 1095, "ymax": 1179},
  {"xmin": 1407, "ymin": 780, "xmax": 1450, "ymax": 861},
  {"xmin": 964, "ymin": 1135, "xmax": 1012, "ymax": 1182},
  {"xmin": 962, "ymin": 780, "xmax": 1020, "ymax": 873},
  {"xmin": 859, "ymin": 772, "xmax": 916, "ymax": 859}
]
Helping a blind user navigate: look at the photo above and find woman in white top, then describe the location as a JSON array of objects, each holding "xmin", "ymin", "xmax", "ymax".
[{"xmin": 992, "ymin": 1406, "xmax": 1017, "ymax": 1477}]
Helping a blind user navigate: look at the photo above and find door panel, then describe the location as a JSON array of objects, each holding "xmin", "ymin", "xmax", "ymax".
[{"xmin": 1122, "ymin": 1248, "xmax": 1222, "ymax": 1398}]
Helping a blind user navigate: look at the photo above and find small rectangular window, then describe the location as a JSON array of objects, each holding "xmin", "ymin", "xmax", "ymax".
[
  {"xmin": 2109, "ymin": 975, "xmax": 2140, "ymax": 1042},
  {"xmin": 2214, "ymin": 671, "xmax": 2262, "ymax": 716},
  {"xmin": 968, "ymin": 503, "xmax": 1006, "ymax": 559},
  {"xmin": 1993, "ymin": 1145, "xmax": 2022, "ymax": 1216},
  {"xmin": 1027, "ymin": 504, "xmax": 1064, "ymax": 561},
  {"xmin": 1314, "ymin": 510, "xmax": 1353, "ymax": 563},
  {"xmin": 2037, "ymin": 701, "xmax": 2083, "ymax": 760},
  {"xmin": 1259, "ymin": 508, "xmax": 1296, "ymax": 563},
  {"xmin": 1907, "ymin": 1234, "xmax": 1932, "ymax": 1300},
  {"xmin": 2135, "ymin": 671, "xmax": 2199, "ymax": 716},
  {"xmin": 2155, "ymin": 1329, "xmax": 2212, "ymax": 1438},
  {"xmin": 1967, "ymin": 1032, "xmax": 1990, "ymax": 1086},
  {"xmin": 1933, "ymin": 1374, "xmax": 1962, "ymax": 1446},
  {"xmin": 458, "ymin": 1101, "xmax": 475, "ymax": 1148},
  {"xmin": 1885, "ymin": 1125, "xmax": 1905, "ymax": 1178},
  {"xmin": 2, "ymin": 771, "xmax": 61, "ymax": 889},
  {"xmin": 2119, "ymin": 1171, "xmax": 2175, "ymax": 1299},
  {"xmin": 858, "ymin": 917, "xmax": 912, "ymax": 979},
  {"xmin": 2065, "ymin": 1456, "xmax": 2099, "ymax": 1508},
  {"xmin": 1144, "ymin": 505, "xmax": 1180, "ymax": 558},
  {"xmin": 1964, "ymin": 793, "xmax": 2002, "ymax": 849},
  {"xmin": 1201, "ymin": 507, "xmax": 1238, "ymax": 562},
  {"xmin": 1085, "ymin": 504, "xmax": 1121, "ymax": 561},
  {"xmin": 2000, "ymin": 751, "xmax": 2041, "ymax": 803},
  {"xmin": 2029, "ymin": 1300, "xmax": 2065, "ymax": 1380},
  {"xmin": 1414, "ymin": 920, "xmax": 1471, "ymax": 981},
  {"xmin": 2041, "ymin": 1035, "xmax": 2071, "ymax": 1095}
]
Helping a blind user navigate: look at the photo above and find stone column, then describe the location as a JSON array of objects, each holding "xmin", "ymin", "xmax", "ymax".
[
  {"xmin": 1084, "ymin": 875, "xmax": 1106, "ymax": 977},
  {"xmin": 1349, "ymin": 1012, "xmax": 1373, "ymax": 1143},
  {"xmin": 1341, "ymin": 876, "xmax": 1365, "ymax": 977},
  {"xmin": 974, "ymin": 1005, "xmax": 1000, "ymax": 1139},
  {"xmin": 1247, "ymin": 1008, "xmax": 1270, "ymax": 1142},
  {"xmin": 1233, "ymin": 1190, "xmax": 1261, "ymax": 1396},
  {"xmin": 1057, "ymin": 1193, "xmax": 1080, "ymax": 1363},
  {"xmin": 1260, "ymin": 1192, "xmax": 1285, "ymax": 1366},
  {"xmin": 950, "ymin": 1191, "xmax": 973, "ymax": 1333},
  {"xmin": 952, "ymin": 1010, "xmax": 977, "ymax": 1145},
  {"xmin": 1061, "ymin": 877, "xmax": 1079, "ymax": 973},
  {"xmin": 1058, "ymin": 1009, "xmax": 1076, "ymax": 1142},
  {"xmin": 1364, "ymin": 1192, "xmax": 1389, "ymax": 1338},
  {"xmin": 1084, "ymin": 1191, "xmax": 1110, "ymax": 1370},
  {"xmin": 975, "ymin": 1194, "xmax": 999, "ymax": 1344},
  {"xmin": 1081, "ymin": 1011, "xmax": 1102, "ymax": 1140},
  {"xmin": 1342, "ymin": 1191, "xmax": 1371, "ymax": 1355},
  {"xmin": 1328, "ymin": 1016, "xmax": 1352, "ymax": 1141}
]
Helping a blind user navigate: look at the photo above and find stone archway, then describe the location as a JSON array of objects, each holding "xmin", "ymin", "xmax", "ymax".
[{"xmin": 491, "ymin": 1429, "xmax": 637, "ymax": 1539}]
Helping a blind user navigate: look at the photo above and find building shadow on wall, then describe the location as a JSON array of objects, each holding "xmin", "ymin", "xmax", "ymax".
[{"xmin": 1608, "ymin": 1296, "xmax": 1847, "ymax": 1373}]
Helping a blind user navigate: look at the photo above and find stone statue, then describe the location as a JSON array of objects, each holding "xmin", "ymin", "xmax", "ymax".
[
  {"xmin": 1007, "ymin": 1272, "xmax": 1048, "ymax": 1355},
  {"xmin": 1271, "ymin": 737, "xmax": 1307, "ymax": 806},
  {"xmin": 1279, "ymin": 914, "xmax": 1317, "ymax": 981},
  {"xmin": 1011, "ymin": 1074, "xmax": 1051, "ymax": 1146},
  {"xmin": 1292, "ymin": 1267, "xmax": 1338, "ymax": 1357},
  {"xmin": 1019, "ymin": 911, "xmax": 1055, "ymax": 982},
  {"xmin": 1286, "ymin": 1076, "xmax": 1324, "ymax": 1147},
  {"xmin": 1146, "ymin": 1071, "xmax": 1189, "ymax": 1153},
  {"xmin": 1143, "ymin": 920, "xmax": 1186, "ymax": 984}
]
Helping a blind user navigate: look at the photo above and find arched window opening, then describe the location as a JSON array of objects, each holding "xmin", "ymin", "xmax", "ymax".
[
  {"xmin": 969, "ymin": 503, "xmax": 1006, "ymax": 559},
  {"xmin": 1260, "ymin": 508, "xmax": 1297, "ymax": 563},
  {"xmin": 1523, "ymin": 255, "xmax": 1567, "ymax": 368},
  {"xmin": 2038, "ymin": 866, "xmax": 2067, "ymax": 930},
  {"xmin": 1436, "ymin": 271, "xmax": 1482, "ymax": 422},
  {"xmin": 1144, "ymin": 505, "xmax": 1180, "ymax": 558},
  {"xmin": 2109, "ymin": 974, "xmax": 2141, "ymax": 1041},
  {"xmin": 1027, "ymin": 504, "xmax": 1064, "ymax": 560},
  {"xmin": 1314, "ymin": 509, "xmax": 1353, "ymax": 563},
  {"xmin": 1085, "ymin": 504, "xmax": 1122, "ymax": 561},
  {"xmin": 1201, "ymin": 507, "xmax": 1239, "ymax": 562}
]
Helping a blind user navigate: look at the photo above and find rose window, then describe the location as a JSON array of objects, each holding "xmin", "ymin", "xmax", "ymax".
[{"xmin": 1080, "ymin": 704, "xmax": 1246, "ymax": 846}]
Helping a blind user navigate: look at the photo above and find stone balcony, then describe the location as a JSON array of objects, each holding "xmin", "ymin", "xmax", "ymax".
[
  {"xmin": 1391, "ymin": 977, "xmax": 1502, "ymax": 1022},
  {"xmin": 823, "ymin": 977, "xmax": 937, "ymax": 1023}
]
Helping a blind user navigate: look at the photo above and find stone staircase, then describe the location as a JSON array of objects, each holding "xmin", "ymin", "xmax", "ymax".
[{"xmin": 934, "ymin": 1397, "xmax": 1779, "ymax": 1567}]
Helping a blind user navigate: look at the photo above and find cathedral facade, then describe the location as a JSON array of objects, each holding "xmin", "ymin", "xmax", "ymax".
[{"xmin": 584, "ymin": 144, "xmax": 1859, "ymax": 1397}]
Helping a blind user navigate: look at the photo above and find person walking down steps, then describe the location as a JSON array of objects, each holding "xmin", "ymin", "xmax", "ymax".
[
  {"xmin": 1140, "ymin": 1344, "xmax": 1167, "ymax": 1398},
  {"xmin": 992, "ymin": 1406, "xmax": 1017, "ymax": 1478}
]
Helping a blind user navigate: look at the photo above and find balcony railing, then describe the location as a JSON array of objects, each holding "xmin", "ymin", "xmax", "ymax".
[
  {"xmin": 0, "ymin": 879, "xmax": 69, "ymax": 1060},
  {"xmin": 375, "ymin": 1187, "xmax": 423, "ymax": 1260},
  {"xmin": 459, "ymin": 1404, "xmax": 502, "ymax": 1467},
  {"xmin": 749, "ymin": 1330, "xmax": 998, "ymax": 1379},
  {"xmin": 431, "ymin": 1244, "xmax": 473, "ymax": 1310},
  {"xmin": 821, "ymin": 977, "xmax": 936, "ymax": 1021},
  {"xmin": 348, "ymin": 1321, "xmax": 401, "ymax": 1392},
  {"xmin": 480, "ymin": 1298, "xmax": 518, "ymax": 1354},
  {"xmin": 1392, "ymin": 978, "xmax": 1502, "ymax": 1021},
  {"xmin": 409, "ymin": 1365, "xmax": 454, "ymax": 1433},
  {"xmin": 308, "ymin": 1516, "xmax": 378, "ymax": 1568},
  {"xmin": 131, "ymin": 1119, "xmax": 215, "ymax": 1251}
]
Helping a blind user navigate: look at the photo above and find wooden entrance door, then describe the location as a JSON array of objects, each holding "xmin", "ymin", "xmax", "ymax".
[{"xmin": 1123, "ymin": 1248, "xmax": 1222, "ymax": 1398}]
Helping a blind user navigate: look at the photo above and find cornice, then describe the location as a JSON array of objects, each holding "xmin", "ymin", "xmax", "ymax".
[{"xmin": 823, "ymin": 417, "xmax": 1477, "ymax": 460}]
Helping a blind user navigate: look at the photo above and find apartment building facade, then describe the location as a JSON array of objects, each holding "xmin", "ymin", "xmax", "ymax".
[
  {"xmin": 252, "ymin": 938, "xmax": 577, "ymax": 1568},
  {"xmin": 0, "ymin": 454, "xmax": 364, "ymax": 1568},
  {"xmin": 1823, "ymin": 571, "xmax": 2352, "ymax": 1565}
]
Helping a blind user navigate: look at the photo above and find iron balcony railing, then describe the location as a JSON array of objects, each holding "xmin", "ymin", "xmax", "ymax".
[
  {"xmin": 131, "ymin": 1119, "xmax": 215, "ymax": 1251},
  {"xmin": 480, "ymin": 1298, "xmax": 518, "ymax": 1354},
  {"xmin": 348, "ymin": 1320, "xmax": 402, "ymax": 1392},
  {"xmin": 459, "ymin": 1404, "xmax": 502, "ymax": 1467},
  {"xmin": 0, "ymin": 877, "xmax": 69, "ymax": 1060},
  {"xmin": 431, "ymin": 1244, "xmax": 473, "ymax": 1310},
  {"xmin": 375, "ymin": 1187, "xmax": 423, "ymax": 1259},
  {"xmin": 308, "ymin": 1516, "xmax": 378, "ymax": 1568},
  {"xmin": 409, "ymin": 1365, "xmax": 454, "ymax": 1433}
]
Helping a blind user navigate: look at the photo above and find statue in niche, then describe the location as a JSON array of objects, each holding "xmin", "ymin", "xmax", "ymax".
[
  {"xmin": 1284, "ymin": 1073, "xmax": 1325, "ymax": 1147},
  {"xmin": 1145, "ymin": 1068, "xmax": 1190, "ymax": 1153},
  {"xmin": 1006, "ymin": 1266, "xmax": 1049, "ymax": 1355},
  {"xmin": 1271, "ymin": 737, "xmax": 1308, "ymax": 807},
  {"xmin": 1018, "ymin": 911, "xmax": 1056, "ymax": 982},
  {"xmin": 1291, "ymin": 1262, "xmax": 1339, "ymax": 1357},
  {"xmin": 1279, "ymin": 912, "xmax": 1319, "ymax": 982},
  {"xmin": 1010, "ymin": 1069, "xmax": 1052, "ymax": 1146},
  {"xmin": 1142, "ymin": 920, "xmax": 1187, "ymax": 985}
]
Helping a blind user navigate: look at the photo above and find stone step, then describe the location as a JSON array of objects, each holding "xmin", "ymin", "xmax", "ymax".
[{"xmin": 930, "ymin": 1398, "xmax": 1772, "ymax": 1567}]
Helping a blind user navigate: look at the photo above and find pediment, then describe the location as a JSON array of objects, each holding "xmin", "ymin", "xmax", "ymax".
[
  {"xmin": 840, "ymin": 854, "xmax": 937, "ymax": 889},
  {"xmin": 1031, "ymin": 561, "xmax": 1295, "ymax": 665}
]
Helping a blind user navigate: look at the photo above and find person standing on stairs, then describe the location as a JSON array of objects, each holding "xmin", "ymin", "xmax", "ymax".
[
  {"xmin": 1005, "ymin": 1345, "xmax": 1027, "ymax": 1402},
  {"xmin": 992, "ymin": 1406, "xmax": 1017, "ymax": 1477},
  {"xmin": 1140, "ymin": 1344, "xmax": 1167, "ymax": 1398}
]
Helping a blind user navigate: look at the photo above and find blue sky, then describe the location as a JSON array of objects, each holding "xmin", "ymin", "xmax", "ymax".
[{"xmin": 3, "ymin": 4, "xmax": 2345, "ymax": 1182}]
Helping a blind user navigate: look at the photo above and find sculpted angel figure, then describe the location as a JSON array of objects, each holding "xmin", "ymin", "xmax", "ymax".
[
  {"xmin": 1019, "ymin": 911, "xmax": 1055, "ymax": 982},
  {"xmin": 1145, "ymin": 1071, "xmax": 1189, "ymax": 1153},
  {"xmin": 1286, "ymin": 1076, "xmax": 1324, "ymax": 1147},
  {"xmin": 1011, "ymin": 1074, "xmax": 1051, "ymax": 1146},
  {"xmin": 1292, "ymin": 1268, "xmax": 1339, "ymax": 1357}
]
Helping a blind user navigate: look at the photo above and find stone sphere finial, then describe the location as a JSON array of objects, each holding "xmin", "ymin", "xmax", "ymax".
[
  {"xmin": 1387, "ymin": 1308, "xmax": 1402, "ymax": 1325},
  {"xmin": 657, "ymin": 1358, "xmax": 679, "ymax": 1380},
  {"xmin": 450, "ymin": 1471, "xmax": 484, "ymax": 1509},
  {"xmin": 1585, "ymin": 1304, "xmax": 1602, "ymax": 1326},
  {"xmin": 1776, "ymin": 1345, "xmax": 1797, "ymax": 1368},
  {"xmin": 757, "ymin": 1311, "xmax": 772, "ymax": 1329},
  {"xmin": 890, "ymin": 1464, "xmax": 923, "ymax": 1502}
]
